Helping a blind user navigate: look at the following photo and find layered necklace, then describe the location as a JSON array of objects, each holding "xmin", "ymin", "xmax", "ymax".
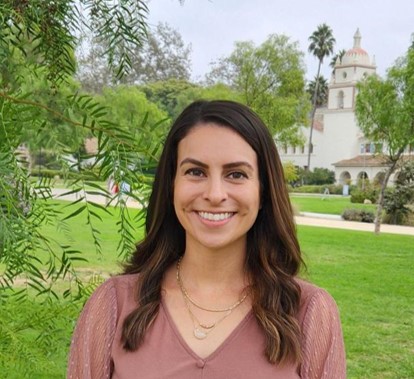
[{"xmin": 176, "ymin": 258, "xmax": 248, "ymax": 340}]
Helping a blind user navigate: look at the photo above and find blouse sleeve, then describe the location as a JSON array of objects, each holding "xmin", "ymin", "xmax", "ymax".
[
  {"xmin": 300, "ymin": 288, "xmax": 346, "ymax": 379},
  {"xmin": 67, "ymin": 279, "xmax": 118, "ymax": 379}
]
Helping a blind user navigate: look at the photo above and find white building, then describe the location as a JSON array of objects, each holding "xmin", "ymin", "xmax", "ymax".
[{"xmin": 279, "ymin": 29, "xmax": 413, "ymax": 185}]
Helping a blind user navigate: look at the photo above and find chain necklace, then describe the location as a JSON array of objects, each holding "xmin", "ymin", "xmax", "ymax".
[
  {"xmin": 182, "ymin": 292, "xmax": 232, "ymax": 340},
  {"xmin": 176, "ymin": 258, "xmax": 248, "ymax": 312},
  {"xmin": 176, "ymin": 258, "xmax": 248, "ymax": 340}
]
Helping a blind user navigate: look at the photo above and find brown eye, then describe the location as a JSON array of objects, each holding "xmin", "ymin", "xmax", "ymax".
[
  {"xmin": 185, "ymin": 168, "xmax": 205, "ymax": 177},
  {"xmin": 228, "ymin": 171, "xmax": 247, "ymax": 180}
]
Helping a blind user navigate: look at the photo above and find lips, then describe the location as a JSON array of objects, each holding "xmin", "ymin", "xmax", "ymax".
[{"xmin": 198, "ymin": 211, "xmax": 234, "ymax": 221}]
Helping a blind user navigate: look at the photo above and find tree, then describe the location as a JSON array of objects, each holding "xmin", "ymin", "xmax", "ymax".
[
  {"xmin": 97, "ymin": 85, "xmax": 169, "ymax": 148},
  {"xmin": 307, "ymin": 24, "xmax": 336, "ymax": 170},
  {"xmin": 0, "ymin": 0, "xmax": 156, "ymax": 302},
  {"xmin": 77, "ymin": 22, "xmax": 192, "ymax": 92},
  {"xmin": 19, "ymin": 77, "xmax": 89, "ymax": 170},
  {"xmin": 128, "ymin": 22, "xmax": 192, "ymax": 84},
  {"xmin": 206, "ymin": 35, "xmax": 310, "ymax": 145},
  {"xmin": 0, "ymin": 1, "xmax": 171, "ymax": 374},
  {"xmin": 329, "ymin": 49, "xmax": 346, "ymax": 71},
  {"xmin": 306, "ymin": 75, "xmax": 328, "ymax": 107},
  {"xmin": 383, "ymin": 160, "xmax": 414, "ymax": 225},
  {"xmin": 140, "ymin": 79, "xmax": 240, "ymax": 121},
  {"xmin": 282, "ymin": 161, "xmax": 298, "ymax": 184},
  {"xmin": 140, "ymin": 79, "xmax": 200, "ymax": 120},
  {"xmin": 355, "ymin": 47, "xmax": 414, "ymax": 233}
]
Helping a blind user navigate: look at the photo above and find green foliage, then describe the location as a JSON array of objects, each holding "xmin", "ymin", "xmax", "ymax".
[
  {"xmin": 298, "ymin": 167, "xmax": 335, "ymax": 185},
  {"xmin": 341, "ymin": 208, "xmax": 375, "ymax": 223},
  {"xmin": 139, "ymin": 79, "xmax": 199, "ymax": 120},
  {"xmin": 282, "ymin": 161, "xmax": 298, "ymax": 183},
  {"xmin": 0, "ymin": 1, "xmax": 159, "ymax": 369},
  {"xmin": 355, "ymin": 47, "xmax": 414, "ymax": 232},
  {"xmin": 97, "ymin": 85, "xmax": 169, "ymax": 147},
  {"xmin": 329, "ymin": 49, "xmax": 346, "ymax": 70},
  {"xmin": 30, "ymin": 168, "xmax": 100, "ymax": 181},
  {"xmin": 140, "ymin": 79, "xmax": 241, "ymax": 121},
  {"xmin": 308, "ymin": 23, "xmax": 336, "ymax": 64},
  {"xmin": 350, "ymin": 186, "xmax": 379, "ymax": 204},
  {"xmin": 306, "ymin": 75, "xmax": 328, "ymax": 107},
  {"xmin": 207, "ymin": 34, "xmax": 310, "ymax": 144},
  {"xmin": 0, "ymin": 294, "xmax": 81, "ymax": 378},
  {"xmin": 383, "ymin": 160, "xmax": 414, "ymax": 225}
]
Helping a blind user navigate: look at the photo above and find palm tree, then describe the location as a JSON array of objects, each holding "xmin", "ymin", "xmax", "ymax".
[
  {"xmin": 306, "ymin": 75, "xmax": 328, "ymax": 107},
  {"xmin": 307, "ymin": 23, "xmax": 335, "ymax": 170},
  {"xmin": 329, "ymin": 49, "xmax": 346, "ymax": 71}
]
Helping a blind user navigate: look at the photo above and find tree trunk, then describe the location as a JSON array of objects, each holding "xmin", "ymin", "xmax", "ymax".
[
  {"xmin": 374, "ymin": 170, "xmax": 391, "ymax": 234},
  {"xmin": 374, "ymin": 154, "xmax": 402, "ymax": 233},
  {"xmin": 306, "ymin": 61, "xmax": 322, "ymax": 171}
]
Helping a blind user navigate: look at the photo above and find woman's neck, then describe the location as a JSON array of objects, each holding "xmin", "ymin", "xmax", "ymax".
[{"xmin": 178, "ymin": 243, "xmax": 248, "ymax": 294}]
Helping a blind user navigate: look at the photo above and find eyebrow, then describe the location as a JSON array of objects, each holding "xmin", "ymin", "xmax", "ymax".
[{"xmin": 179, "ymin": 158, "xmax": 254, "ymax": 171}]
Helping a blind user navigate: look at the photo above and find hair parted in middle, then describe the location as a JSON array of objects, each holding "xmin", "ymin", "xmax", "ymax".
[{"xmin": 122, "ymin": 100, "xmax": 304, "ymax": 364}]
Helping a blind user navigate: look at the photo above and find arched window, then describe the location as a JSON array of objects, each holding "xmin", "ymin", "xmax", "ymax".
[{"xmin": 337, "ymin": 91, "xmax": 344, "ymax": 109}]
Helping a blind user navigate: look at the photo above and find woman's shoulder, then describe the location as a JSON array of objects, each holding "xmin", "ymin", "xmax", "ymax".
[
  {"xmin": 294, "ymin": 277, "xmax": 340, "ymax": 323},
  {"xmin": 105, "ymin": 272, "xmax": 140, "ymax": 290},
  {"xmin": 295, "ymin": 277, "xmax": 334, "ymax": 300},
  {"xmin": 87, "ymin": 273, "xmax": 140, "ymax": 311}
]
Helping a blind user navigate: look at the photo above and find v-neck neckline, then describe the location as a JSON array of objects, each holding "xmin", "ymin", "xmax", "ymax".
[{"xmin": 160, "ymin": 296, "xmax": 254, "ymax": 362}]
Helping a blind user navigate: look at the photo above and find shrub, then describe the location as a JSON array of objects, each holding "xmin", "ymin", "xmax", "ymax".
[
  {"xmin": 382, "ymin": 161, "xmax": 414, "ymax": 225},
  {"xmin": 350, "ymin": 187, "xmax": 378, "ymax": 204},
  {"xmin": 342, "ymin": 208, "xmax": 375, "ymax": 223},
  {"xmin": 30, "ymin": 168, "xmax": 101, "ymax": 181}
]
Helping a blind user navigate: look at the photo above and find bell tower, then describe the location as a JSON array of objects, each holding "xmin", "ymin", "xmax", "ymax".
[{"xmin": 328, "ymin": 28, "xmax": 376, "ymax": 110}]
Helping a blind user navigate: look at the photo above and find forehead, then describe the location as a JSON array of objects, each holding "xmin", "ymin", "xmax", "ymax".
[{"xmin": 177, "ymin": 123, "xmax": 257, "ymax": 163}]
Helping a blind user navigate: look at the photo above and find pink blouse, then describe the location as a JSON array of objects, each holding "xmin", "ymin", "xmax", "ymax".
[{"xmin": 67, "ymin": 274, "xmax": 346, "ymax": 378}]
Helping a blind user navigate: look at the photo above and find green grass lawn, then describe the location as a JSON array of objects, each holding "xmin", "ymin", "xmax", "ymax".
[
  {"xmin": 2, "ymin": 200, "xmax": 413, "ymax": 378},
  {"xmin": 298, "ymin": 226, "xmax": 414, "ymax": 379},
  {"xmin": 36, "ymin": 200, "xmax": 144, "ymax": 273},
  {"xmin": 290, "ymin": 194, "xmax": 377, "ymax": 215}
]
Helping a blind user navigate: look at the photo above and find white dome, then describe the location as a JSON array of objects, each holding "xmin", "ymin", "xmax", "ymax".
[
  {"xmin": 341, "ymin": 28, "xmax": 372, "ymax": 66},
  {"xmin": 342, "ymin": 47, "xmax": 371, "ymax": 65}
]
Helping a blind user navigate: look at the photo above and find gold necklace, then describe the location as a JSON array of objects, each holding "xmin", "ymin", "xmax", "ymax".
[
  {"xmin": 176, "ymin": 258, "xmax": 248, "ymax": 313},
  {"xmin": 176, "ymin": 258, "xmax": 248, "ymax": 340},
  {"xmin": 182, "ymin": 294, "xmax": 232, "ymax": 340}
]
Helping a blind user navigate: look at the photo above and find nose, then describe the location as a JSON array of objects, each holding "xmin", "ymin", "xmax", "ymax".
[{"xmin": 203, "ymin": 177, "xmax": 227, "ymax": 204}]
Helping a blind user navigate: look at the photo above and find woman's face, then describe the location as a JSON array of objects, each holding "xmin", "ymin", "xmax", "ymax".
[{"xmin": 173, "ymin": 123, "xmax": 261, "ymax": 252}]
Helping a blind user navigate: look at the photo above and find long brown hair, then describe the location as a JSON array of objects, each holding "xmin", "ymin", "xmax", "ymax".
[{"xmin": 122, "ymin": 100, "xmax": 303, "ymax": 364}]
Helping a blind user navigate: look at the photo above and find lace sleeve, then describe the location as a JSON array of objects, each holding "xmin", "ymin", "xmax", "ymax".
[
  {"xmin": 300, "ymin": 288, "xmax": 346, "ymax": 379},
  {"xmin": 67, "ymin": 279, "xmax": 117, "ymax": 379}
]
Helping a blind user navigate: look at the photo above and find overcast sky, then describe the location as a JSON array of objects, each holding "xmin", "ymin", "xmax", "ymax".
[{"xmin": 147, "ymin": 0, "xmax": 414, "ymax": 82}]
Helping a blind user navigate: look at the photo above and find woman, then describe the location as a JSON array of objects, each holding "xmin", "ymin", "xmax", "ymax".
[{"xmin": 68, "ymin": 100, "xmax": 346, "ymax": 378}]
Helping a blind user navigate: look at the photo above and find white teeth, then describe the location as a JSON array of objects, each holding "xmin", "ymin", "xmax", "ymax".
[{"xmin": 198, "ymin": 212, "xmax": 233, "ymax": 221}]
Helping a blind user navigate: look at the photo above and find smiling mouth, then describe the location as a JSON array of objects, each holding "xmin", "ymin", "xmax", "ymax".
[{"xmin": 198, "ymin": 211, "xmax": 234, "ymax": 221}]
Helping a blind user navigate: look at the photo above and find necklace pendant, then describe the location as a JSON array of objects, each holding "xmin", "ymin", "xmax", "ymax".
[{"xmin": 194, "ymin": 327, "xmax": 208, "ymax": 340}]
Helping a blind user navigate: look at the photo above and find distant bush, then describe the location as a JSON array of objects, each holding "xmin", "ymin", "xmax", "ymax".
[
  {"xmin": 350, "ymin": 186, "xmax": 378, "ymax": 204},
  {"xmin": 382, "ymin": 161, "xmax": 414, "ymax": 225},
  {"xmin": 342, "ymin": 208, "xmax": 375, "ymax": 223},
  {"xmin": 30, "ymin": 168, "xmax": 100, "ymax": 181}
]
